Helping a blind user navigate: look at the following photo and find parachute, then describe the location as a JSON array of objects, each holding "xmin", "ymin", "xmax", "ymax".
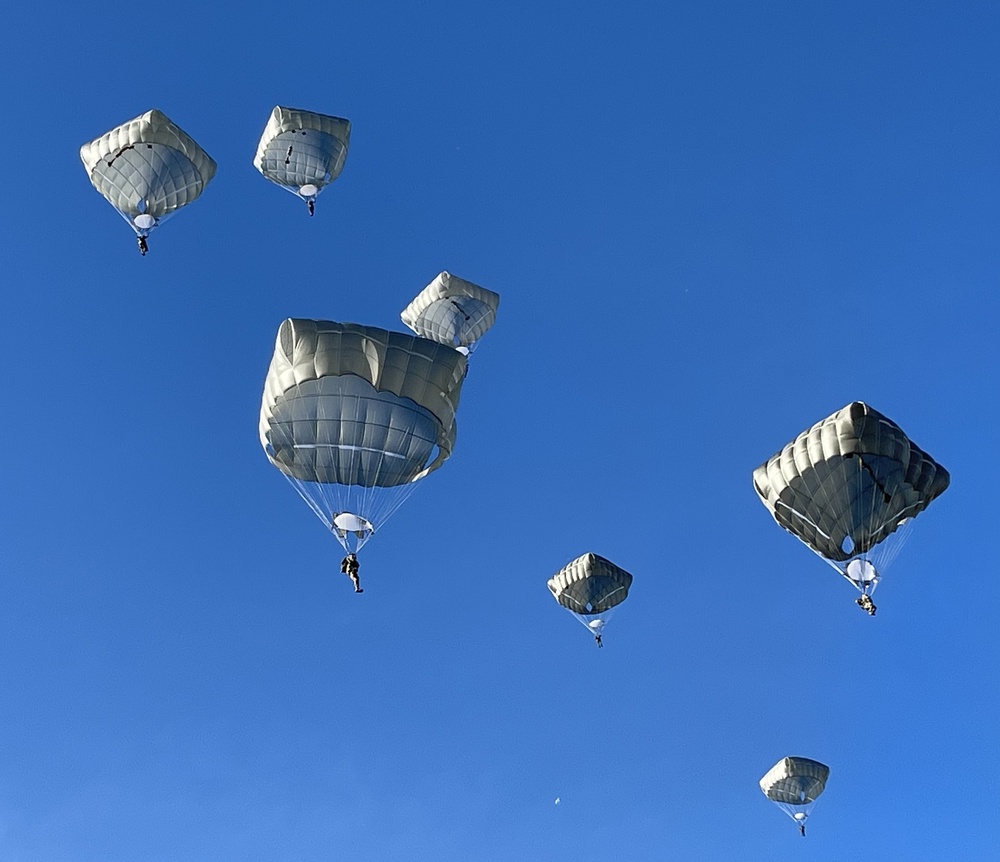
[
  {"xmin": 400, "ymin": 272, "xmax": 500, "ymax": 353},
  {"xmin": 80, "ymin": 109, "xmax": 216, "ymax": 255},
  {"xmin": 253, "ymin": 106, "xmax": 351, "ymax": 215},
  {"xmin": 259, "ymin": 319, "xmax": 467, "ymax": 554},
  {"xmin": 759, "ymin": 757, "xmax": 829, "ymax": 836},
  {"xmin": 547, "ymin": 553, "xmax": 633, "ymax": 646},
  {"xmin": 753, "ymin": 402, "xmax": 949, "ymax": 611}
]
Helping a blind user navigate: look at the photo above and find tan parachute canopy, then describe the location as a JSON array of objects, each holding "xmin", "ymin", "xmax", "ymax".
[
  {"xmin": 753, "ymin": 401, "xmax": 949, "ymax": 562},
  {"xmin": 759, "ymin": 757, "xmax": 829, "ymax": 804},
  {"xmin": 759, "ymin": 757, "xmax": 829, "ymax": 835},
  {"xmin": 547, "ymin": 553, "xmax": 633, "ymax": 615},
  {"xmin": 254, "ymin": 106, "xmax": 351, "ymax": 212},
  {"xmin": 259, "ymin": 319, "xmax": 467, "ymax": 553},
  {"xmin": 400, "ymin": 272, "xmax": 500, "ymax": 350},
  {"xmin": 80, "ymin": 109, "xmax": 216, "ymax": 245}
]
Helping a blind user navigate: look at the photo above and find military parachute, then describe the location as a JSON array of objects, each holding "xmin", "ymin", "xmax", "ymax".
[
  {"xmin": 401, "ymin": 272, "xmax": 500, "ymax": 354},
  {"xmin": 80, "ymin": 109, "xmax": 216, "ymax": 255},
  {"xmin": 259, "ymin": 319, "xmax": 466, "ymax": 559},
  {"xmin": 547, "ymin": 553, "xmax": 633, "ymax": 647},
  {"xmin": 753, "ymin": 402, "xmax": 949, "ymax": 614},
  {"xmin": 253, "ymin": 106, "xmax": 351, "ymax": 216},
  {"xmin": 759, "ymin": 757, "xmax": 829, "ymax": 836}
]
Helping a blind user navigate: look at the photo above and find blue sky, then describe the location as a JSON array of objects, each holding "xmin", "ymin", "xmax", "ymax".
[{"xmin": 2, "ymin": 2, "xmax": 998, "ymax": 860}]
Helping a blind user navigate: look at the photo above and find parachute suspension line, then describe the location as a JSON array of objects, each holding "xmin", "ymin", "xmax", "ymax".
[
  {"xmin": 852, "ymin": 446, "xmax": 891, "ymax": 595},
  {"xmin": 331, "ymin": 390, "xmax": 380, "ymax": 554},
  {"xmin": 572, "ymin": 611, "xmax": 608, "ymax": 634},
  {"xmin": 360, "ymin": 406, "xmax": 436, "ymax": 536},
  {"xmin": 570, "ymin": 601, "xmax": 623, "ymax": 638},
  {"xmin": 355, "ymin": 410, "xmax": 385, "ymax": 547}
]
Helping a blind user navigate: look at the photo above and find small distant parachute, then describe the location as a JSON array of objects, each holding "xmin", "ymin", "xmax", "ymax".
[
  {"xmin": 259, "ymin": 319, "xmax": 467, "ymax": 556},
  {"xmin": 753, "ymin": 402, "xmax": 949, "ymax": 613},
  {"xmin": 401, "ymin": 272, "xmax": 500, "ymax": 354},
  {"xmin": 80, "ymin": 109, "xmax": 216, "ymax": 255},
  {"xmin": 254, "ymin": 106, "xmax": 351, "ymax": 215},
  {"xmin": 547, "ymin": 553, "xmax": 633, "ymax": 646},
  {"xmin": 759, "ymin": 757, "xmax": 829, "ymax": 836}
]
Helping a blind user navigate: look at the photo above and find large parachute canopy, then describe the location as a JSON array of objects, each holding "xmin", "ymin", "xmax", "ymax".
[
  {"xmin": 259, "ymin": 319, "xmax": 467, "ymax": 554},
  {"xmin": 759, "ymin": 756, "xmax": 829, "ymax": 836},
  {"xmin": 253, "ymin": 106, "xmax": 351, "ymax": 215},
  {"xmin": 753, "ymin": 402, "xmax": 949, "ymax": 608},
  {"xmin": 547, "ymin": 553, "xmax": 633, "ymax": 645},
  {"xmin": 400, "ymin": 272, "xmax": 500, "ymax": 353},
  {"xmin": 80, "ymin": 109, "xmax": 216, "ymax": 255}
]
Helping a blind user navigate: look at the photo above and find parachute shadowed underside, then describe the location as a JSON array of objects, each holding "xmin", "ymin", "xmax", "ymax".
[
  {"xmin": 80, "ymin": 109, "xmax": 216, "ymax": 253},
  {"xmin": 259, "ymin": 319, "xmax": 466, "ymax": 553}
]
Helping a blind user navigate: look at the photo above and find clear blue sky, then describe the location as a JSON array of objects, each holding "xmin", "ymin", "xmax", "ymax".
[{"xmin": 2, "ymin": 3, "xmax": 998, "ymax": 860}]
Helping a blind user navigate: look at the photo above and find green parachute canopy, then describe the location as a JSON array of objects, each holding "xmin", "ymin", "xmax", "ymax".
[
  {"xmin": 759, "ymin": 756, "xmax": 829, "ymax": 836},
  {"xmin": 254, "ymin": 106, "xmax": 351, "ymax": 215},
  {"xmin": 753, "ymin": 402, "xmax": 949, "ymax": 603},
  {"xmin": 80, "ymin": 109, "xmax": 216, "ymax": 253},
  {"xmin": 259, "ymin": 319, "xmax": 466, "ymax": 554}
]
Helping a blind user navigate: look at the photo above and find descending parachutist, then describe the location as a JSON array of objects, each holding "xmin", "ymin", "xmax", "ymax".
[
  {"xmin": 855, "ymin": 594, "xmax": 876, "ymax": 615},
  {"xmin": 307, "ymin": 199, "xmax": 314, "ymax": 216},
  {"xmin": 341, "ymin": 553, "xmax": 363, "ymax": 593},
  {"xmin": 137, "ymin": 235, "xmax": 148, "ymax": 256}
]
